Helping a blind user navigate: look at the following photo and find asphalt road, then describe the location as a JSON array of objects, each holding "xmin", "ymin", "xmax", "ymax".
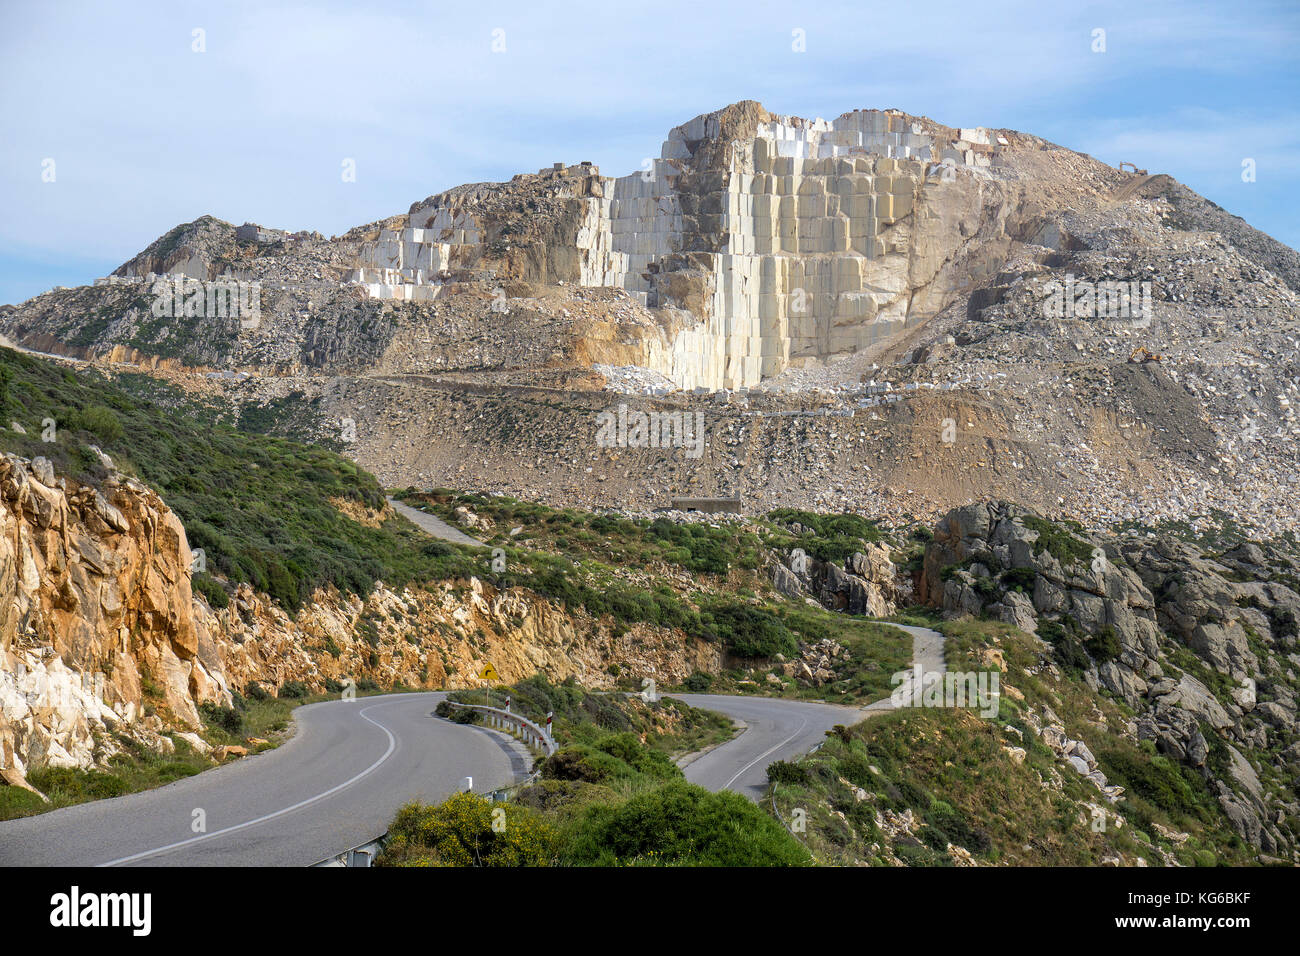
[
  {"xmin": 673, "ymin": 624, "xmax": 946, "ymax": 798},
  {"xmin": 0, "ymin": 692, "xmax": 527, "ymax": 867},
  {"xmin": 667, "ymin": 694, "xmax": 866, "ymax": 801}
]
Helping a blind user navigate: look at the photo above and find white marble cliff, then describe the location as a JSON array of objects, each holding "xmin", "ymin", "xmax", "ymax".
[{"xmin": 348, "ymin": 105, "xmax": 1012, "ymax": 390}]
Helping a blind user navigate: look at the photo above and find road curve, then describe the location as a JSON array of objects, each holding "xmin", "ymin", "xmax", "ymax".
[
  {"xmin": 667, "ymin": 695, "xmax": 864, "ymax": 802},
  {"xmin": 0, "ymin": 692, "xmax": 526, "ymax": 867},
  {"xmin": 671, "ymin": 624, "xmax": 946, "ymax": 800},
  {"xmin": 0, "ymin": 627, "xmax": 946, "ymax": 864}
]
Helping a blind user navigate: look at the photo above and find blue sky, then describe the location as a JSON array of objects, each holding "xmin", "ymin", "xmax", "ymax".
[{"xmin": 1, "ymin": 0, "xmax": 1296, "ymax": 305}]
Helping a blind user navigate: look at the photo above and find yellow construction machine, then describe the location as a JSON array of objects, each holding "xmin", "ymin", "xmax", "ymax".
[{"xmin": 1129, "ymin": 346, "xmax": 1163, "ymax": 364}]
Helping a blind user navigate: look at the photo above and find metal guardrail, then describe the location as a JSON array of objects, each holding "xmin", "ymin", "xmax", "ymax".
[
  {"xmin": 312, "ymin": 837, "xmax": 385, "ymax": 868},
  {"xmin": 442, "ymin": 701, "xmax": 558, "ymax": 757},
  {"xmin": 309, "ymin": 701, "xmax": 556, "ymax": 867}
]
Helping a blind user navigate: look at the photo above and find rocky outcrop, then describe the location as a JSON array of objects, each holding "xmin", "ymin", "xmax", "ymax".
[
  {"xmin": 0, "ymin": 453, "xmax": 228, "ymax": 778},
  {"xmin": 919, "ymin": 500, "xmax": 1300, "ymax": 853},
  {"xmin": 769, "ymin": 540, "xmax": 908, "ymax": 617},
  {"xmin": 769, "ymin": 638, "xmax": 848, "ymax": 688},
  {"xmin": 200, "ymin": 574, "xmax": 720, "ymax": 703},
  {"xmin": 1025, "ymin": 704, "xmax": 1126, "ymax": 803},
  {"xmin": 921, "ymin": 501, "xmax": 1166, "ymax": 673}
]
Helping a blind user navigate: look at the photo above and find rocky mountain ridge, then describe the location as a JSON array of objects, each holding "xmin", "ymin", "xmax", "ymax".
[{"xmin": 919, "ymin": 501, "xmax": 1299, "ymax": 854}]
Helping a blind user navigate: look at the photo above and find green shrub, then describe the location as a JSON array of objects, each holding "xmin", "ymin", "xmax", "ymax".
[
  {"xmin": 0, "ymin": 785, "xmax": 48, "ymax": 818},
  {"xmin": 767, "ymin": 760, "xmax": 810, "ymax": 786},
  {"xmin": 542, "ymin": 745, "xmax": 638, "ymax": 784},
  {"xmin": 435, "ymin": 701, "xmax": 479, "ymax": 724},
  {"xmin": 592, "ymin": 733, "xmax": 680, "ymax": 780},
  {"xmin": 1022, "ymin": 516, "xmax": 1094, "ymax": 567},
  {"xmin": 1000, "ymin": 567, "xmax": 1037, "ymax": 593},
  {"xmin": 278, "ymin": 680, "xmax": 309, "ymax": 699},
  {"xmin": 682, "ymin": 671, "xmax": 714, "ymax": 692},
  {"xmin": 562, "ymin": 780, "xmax": 810, "ymax": 866},
  {"xmin": 191, "ymin": 572, "xmax": 230, "ymax": 609},
  {"xmin": 702, "ymin": 601, "xmax": 797, "ymax": 658},
  {"xmin": 200, "ymin": 702, "xmax": 243, "ymax": 735},
  {"xmin": 28, "ymin": 767, "xmax": 130, "ymax": 801},
  {"xmin": 381, "ymin": 793, "xmax": 557, "ymax": 866},
  {"xmin": 70, "ymin": 405, "xmax": 124, "ymax": 443},
  {"xmin": 1096, "ymin": 746, "xmax": 1212, "ymax": 822},
  {"xmin": 924, "ymin": 799, "xmax": 992, "ymax": 854},
  {"xmin": 1038, "ymin": 618, "xmax": 1092, "ymax": 673},
  {"xmin": 1089, "ymin": 626, "xmax": 1121, "ymax": 663}
]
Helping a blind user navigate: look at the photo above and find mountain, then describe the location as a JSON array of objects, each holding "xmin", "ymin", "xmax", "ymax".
[{"xmin": 3, "ymin": 101, "xmax": 1295, "ymax": 538}]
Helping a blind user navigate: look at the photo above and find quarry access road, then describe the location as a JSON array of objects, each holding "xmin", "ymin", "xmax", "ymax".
[
  {"xmin": 387, "ymin": 497, "xmax": 484, "ymax": 547},
  {"xmin": 667, "ymin": 695, "xmax": 866, "ymax": 801},
  {"xmin": 0, "ymin": 692, "xmax": 529, "ymax": 867}
]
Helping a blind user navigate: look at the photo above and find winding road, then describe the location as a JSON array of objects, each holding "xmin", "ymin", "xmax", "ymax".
[
  {"xmin": 0, "ymin": 624, "xmax": 944, "ymax": 866},
  {"xmin": 668, "ymin": 695, "xmax": 864, "ymax": 801},
  {"xmin": 671, "ymin": 623, "xmax": 946, "ymax": 798}
]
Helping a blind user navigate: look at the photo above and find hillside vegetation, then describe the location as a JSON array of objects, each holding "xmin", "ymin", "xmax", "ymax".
[
  {"xmin": 772, "ymin": 617, "xmax": 1266, "ymax": 866},
  {"xmin": 380, "ymin": 676, "xmax": 809, "ymax": 867},
  {"xmin": 0, "ymin": 348, "xmax": 483, "ymax": 611}
]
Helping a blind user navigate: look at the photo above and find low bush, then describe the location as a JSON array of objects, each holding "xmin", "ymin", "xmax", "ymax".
[
  {"xmin": 561, "ymin": 780, "xmax": 810, "ymax": 866},
  {"xmin": 682, "ymin": 671, "xmax": 714, "ymax": 692},
  {"xmin": 766, "ymin": 760, "xmax": 810, "ymax": 786},
  {"xmin": 381, "ymin": 793, "xmax": 558, "ymax": 866}
]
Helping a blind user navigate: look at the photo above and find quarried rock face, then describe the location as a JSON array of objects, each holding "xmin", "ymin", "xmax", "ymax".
[{"xmin": 350, "ymin": 103, "xmax": 1017, "ymax": 391}]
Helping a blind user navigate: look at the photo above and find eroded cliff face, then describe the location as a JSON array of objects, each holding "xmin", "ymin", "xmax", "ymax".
[
  {"xmin": 0, "ymin": 453, "xmax": 225, "ymax": 776},
  {"xmin": 200, "ymin": 575, "xmax": 719, "ymax": 706},
  {"xmin": 0, "ymin": 455, "xmax": 720, "ymax": 784}
]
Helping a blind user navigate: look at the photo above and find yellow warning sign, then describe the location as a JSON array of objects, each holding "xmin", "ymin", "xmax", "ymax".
[{"xmin": 478, "ymin": 663, "xmax": 500, "ymax": 681}]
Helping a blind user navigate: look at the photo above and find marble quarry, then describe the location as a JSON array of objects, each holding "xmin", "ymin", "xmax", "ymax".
[{"xmin": 346, "ymin": 106, "xmax": 1009, "ymax": 390}]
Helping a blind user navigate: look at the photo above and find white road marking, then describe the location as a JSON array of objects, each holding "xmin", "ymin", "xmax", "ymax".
[
  {"xmin": 96, "ymin": 699, "xmax": 405, "ymax": 867},
  {"xmin": 722, "ymin": 714, "xmax": 809, "ymax": 790}
]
